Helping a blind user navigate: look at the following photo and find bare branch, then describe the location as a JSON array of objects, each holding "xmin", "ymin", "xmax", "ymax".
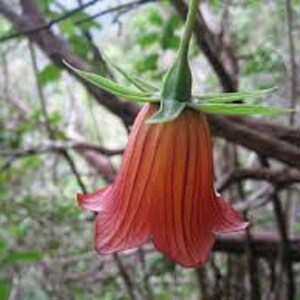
[
  {"xmin": 214, "ymin": 231, "xmax": 300, "ymax": 262},
  {"xmin": 0, "ymin": 140, "xmax": 123, "ymax": 158},
  {"xmin": 218, "ymin": 168, "xmax": 300, "ymax": 192},
  {"xmin": 0, "ymin": 0, "xmax": 138, "ymax": 126}
]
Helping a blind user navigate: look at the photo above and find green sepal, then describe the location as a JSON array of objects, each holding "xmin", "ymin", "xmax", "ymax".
[
  {"xmin": 147, "ymin": 100, "xmax": 186, "ymax": 124},
  {"xmin": 193, "ymin": 87, "xmax": 276, "ymax": 104},
  {"xmin": 161, "ymin": 55, "xmax": 192, "ymax": 103},
  {"xmin": 107, "ymin": 61, "xmax": 159, "ymax": 93},
  {"xmin": 64, "ymin": 61, "xmax": 158, "ymax": 102},
  {"xmin": 189, "ymin": 102, "xmax": 293, "ymax": 116}
]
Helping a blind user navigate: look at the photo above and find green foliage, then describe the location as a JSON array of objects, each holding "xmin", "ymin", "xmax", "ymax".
[
  {"xmin": 39, "ymin": 0, "xmax": 54, "ymax": 13},
  {"xmin": 65, "ymin": 61, "xmax": 158, "ymax": 102},
  {"xmin": 243, "ymin": 47, "xmax": 282, "ymax": 74},
  {"xmin": 129, "ymin": 6, "xmax": 183, "ymax": 78},
  {"xmin": 0, "ymin": 280, "xmax": 11, "ymax": 300},
  {"xmin": 161, "ymin": 15, "xmax": 181, "ymax": 50},
  {"xmin": 192, "ymin": 103, "xmax": 290, "ymax": 116},
  {"xmin": 1, "ymin": 251, "xmax": 43, "ymax": 265},
  {"xmin": 135, "ymin": 53, "xmax": 159, "ymax": 72},
  {"xmin": 68, "ymin": 35, "xmax": 91, "ymax": 59},
  {"xmin": 38, "ymin": 64, "xmax": 62, "ymax": 85},
  {"xmin": 0, "ymin": 19, "xmax": 13, "ymax": 35},
  {"xmin": 194, "ymin": 88, "xmax": 276, "ymax": 103}
]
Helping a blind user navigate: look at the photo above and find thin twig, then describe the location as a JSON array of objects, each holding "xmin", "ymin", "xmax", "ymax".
[
  {"xmin": 29, "ymin": 41, "xmax": 88, "ymax": 195},
  {"xmin": 217, "ymin": 167, "xmax": 300, "ymax": 192},
  {"xmin": 0, "ymin": 0, "xmax": 101, "ymax": 42},
  {"xmin": 233, "ymin": 146, "xmax": 261, "ymax": 300},
  {"xmin": 0, "ymin": 141, "xmax": 124, "ymax": 158},
  {"xmin": 260, "ymin": 157, "xmax": 295, "ymax": 300},
  {"xmin": 285, "ymin": 0, "xmax": 297, "ymax": 125},
  {"xmin": 285, "ymin": 0, "xmax": 298, "ymax": 254},
  {"xmin": 75, "ymin": 0, "xmax": 156, "ymax": 26},
  {"xmin": 113, "ymin": 254, "xmax": 137, "ymax": 300}
]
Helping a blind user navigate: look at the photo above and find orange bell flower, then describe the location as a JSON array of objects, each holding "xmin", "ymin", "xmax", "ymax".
[{"xmin": 78, "ymin": 104, "xmax": 247, "ymax": 267}]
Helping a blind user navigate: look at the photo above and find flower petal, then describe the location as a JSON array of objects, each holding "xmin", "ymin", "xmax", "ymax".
[
  {"xmin": 150, "ymin": 110, "xmax": 215, "ymax": 267},
  {"xmin": 93, "ymin": 105, "xmax": 162, "ymax": 253},
  {"xmin": 212, "ymin": 196, "xmax": 248, "ymax": 234},
  {"xmin": 150, "ymin": 110, "xmax": 247, "ymax": 267},
  {"xmin": 77, "ymin": 186, "xmax": 112, "ymax": 212}
]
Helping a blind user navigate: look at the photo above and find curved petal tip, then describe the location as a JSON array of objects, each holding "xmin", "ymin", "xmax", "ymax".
[
  {"xmin": 213, "ymin": 196, "xmax": 248, "ymax": 234},
  {"xmin": 77, "ymin": 186, "xmax": 111, "ymax": 212}
]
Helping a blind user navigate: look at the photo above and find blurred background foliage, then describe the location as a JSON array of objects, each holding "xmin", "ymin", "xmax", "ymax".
[{"xmin": 0, "ymin": 0, "xmax": 300, "ymax": 299}]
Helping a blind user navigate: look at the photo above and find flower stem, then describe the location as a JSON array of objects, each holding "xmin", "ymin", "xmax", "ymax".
[
  {"xmin": 178, "ymin": 0, "xmax": 200, "ymax": 58},
  {"xmin": 156, "ymin": 0, "xmax": 201, "ymax": 123}
]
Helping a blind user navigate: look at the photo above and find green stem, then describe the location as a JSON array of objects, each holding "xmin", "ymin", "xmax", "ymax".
[
  {"xmin": 159, "ymin": 0, "xmax": 201, "ymax": 110},
  {"xmin": 178, "ymin": 0, "xmax": 200, "ymax": 58}
]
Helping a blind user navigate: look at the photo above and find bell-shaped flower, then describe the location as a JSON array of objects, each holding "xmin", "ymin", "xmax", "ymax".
[
  {"xmin": 68, "ymin": 0, "xmax": 286, "ymax": 268},
  {"xmin": 78, "ymin": 104, "xmax": 247, "ymax": 267}
]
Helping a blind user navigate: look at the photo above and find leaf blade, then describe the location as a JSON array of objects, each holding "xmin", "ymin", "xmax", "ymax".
[
  {"xmin": 64, "ymin": 61, "xmax": 157, "ymax": 102},
  {"xmin": 107, "ymin": 60, "xmax": 159, "ymax": 92},
  {"xmin": 193, "ymin": 88, "xmax": 276, "ymax": 103},
  {"xmin": 189, "ymin": 103, "xmax": 292, "ymax": 116}
]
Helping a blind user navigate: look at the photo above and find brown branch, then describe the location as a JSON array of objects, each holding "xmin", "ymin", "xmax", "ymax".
[
  {"xmin": 0, "ymin": 0, "xmax": 100, "ymax": 42},
  {"xmin": 231, "ymin": 117, "xmax": 300, "ymax": 148},
  {"xmin": 0, "ymin": 141, "xmax": 124, "ymax": 158},
  {"xmin": 209, "ymin": 114, "xmax": 300, "ymax": 169},
  {"xmin": 0, "ymin": 141, "xmax": 120, "ymax": 181},
  {"xmin": 214, "ymin": 231, "xmax": 300, "ymax": 262},
  {"xmin": 76, "ymin": 0, "xmax": 155, "ymax": 27},
  {"xmin": 0, "ymin": 0, "xmax": 137, "ymax": 126},
  {"xmin": 218, "ymin": 168, "xmax": 300, "ymax": 192}
]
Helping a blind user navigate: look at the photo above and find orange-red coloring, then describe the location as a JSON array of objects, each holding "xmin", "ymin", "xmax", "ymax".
[{"xmin": 78, "ymin": 104, "xmax": 247, "ymax": 267}]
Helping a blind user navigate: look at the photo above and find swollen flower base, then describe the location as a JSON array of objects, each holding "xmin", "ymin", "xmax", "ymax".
[{"xmin": 78, "ymin": 104, "xmax": 247, "ymax": 267}]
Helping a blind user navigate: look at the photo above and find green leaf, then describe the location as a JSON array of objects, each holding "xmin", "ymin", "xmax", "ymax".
[
  {"xmin": 148, "ymin": 9, "xmax": 163, "ymax": 26},
  {"xmin": 137, "ymin": 32, "xmax": 160, "ymax": 48},
  {"xmin": 39, "ymin": 0, "xmax": 53, "ymax": 13},
  {"xmin": 190, "ymin": 103, "xmax": 292, "ymax": 116},
  {"xmin": 59, "ymin": 19, "xmax": 76, "ymax": 36},
  {"xmin": 128, "ymin": 75, "xmax": 159, "ymax": 93},
  {"xmin": 38, "ymin": 64, "xmax": 61, "ymax": 85},
  {"xmin": 0, "ymin": 280, "xmax": 11, "ymax": 300},
  {"xmin": 2, "ymin": 251, "xmax": 43, "ymax": 264},
  {"xmin": 161, "ymin": 15, "xmax": 182, "ymax": 50},
  {"xmin": 107, "ymin": 61, "xmax": 159, "ymax": 92},
  {"xmin": 135, "ymin": 54, "xmax": 159, "ymax": 72},
  {"xmin": 193, "ymin": 88, "xmax": 276, "ymax": 103},
  {"xmin": 64, "ymin": 61, "xmax": 158, "ymax": 102},
  {"xmin": 147, "ymin": 100, "xmax": 186, "ymax": 124},
  {"xmin": 72, "ymin": 11, "xmax": 101, "ymax": 31},
  {"xmin": 0, "ymin": 239, "xmax": 8, "ymax": 252},
  {"xmin": 243, "ymin": 47, "xmax": 282, "ymax": 75},
  {"xmin": 68, "ymin": 35, "xmax": 90, "ymax": 59}
]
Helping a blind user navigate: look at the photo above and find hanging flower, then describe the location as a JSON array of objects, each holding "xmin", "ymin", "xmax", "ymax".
[
  {"xmin": 67, "ymin": 0, "xmax": 287, "ymax": 268},
  {"xmin": 78, "ymin": 104, "xmax": 247, "ymax": 267}
]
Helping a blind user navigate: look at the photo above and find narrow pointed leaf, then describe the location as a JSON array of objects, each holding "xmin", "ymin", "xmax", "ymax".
[
  {"xmin": 64, "ymin": 61, "xmax": 153, "ymax": 100},
  {"xmin": 147, "ymin": 100, "xmax": 186, "ymax": 124},
  {"xmin": 130, "ymin": 75, "xmax": 160, "ymax": 93},
  {"xmin": 189, "ymin": 103, "xmax": 292, "ymax": 116},
  {"xmin": 194, "ymin": 87, "xmax": 276, "ymax": 103},
  {"xmin": 108, "ymin": 62, "xmax": 159, "ymax": 92}
]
